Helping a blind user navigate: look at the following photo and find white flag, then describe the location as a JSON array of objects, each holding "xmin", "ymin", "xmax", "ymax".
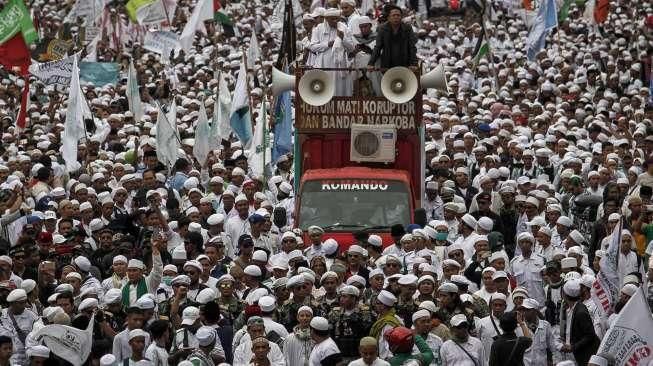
[
  {"xmin": 126, "ymin": 58, "xmax": 144, "ymax": 123},
  {"xmin": 62, "ymin": 56, "xmax": 91, "ymax": 173},
  {"xmin": 35, "ymin": 314, "xmax": 94, "ymax": 366},
  {"xmin": 210, "ymin": 71, "xmax": 232, "ymax": 149},
  {"xmin": 179, "ymin": 0, "xmax": 213, "ymax": 52},
  {"xmin": 597, "ymin": 287, "xmax": 653, "ymax": 365},
  {"xmin": 248, "ymin": 102, "xmax": 271, "ymax": 177},
  {"xmin": 229, "ymin": 61, "xmax": 253, "ymax": 146},
  {"xmin": 247, "ymin": 33, "xmax": 260, "ymax": 68},
  {"xmin": 193, "ymin": 102, "xmax": 211, "ymax": 167},
  {"xmin": 155, "ymin": 101, "xmax": 180, "ymax": 168}
]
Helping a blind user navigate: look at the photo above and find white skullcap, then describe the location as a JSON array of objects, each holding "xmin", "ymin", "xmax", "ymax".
[
  {"xmin": 377, "ymin": 290, "xmax": 397, "ymax": 306},
  {"xmin": 310, "ymin": 316, "xmax": 330, "ymax": 331},
  {"xmin": 411, "ymin": 309, "xmax": 431, "ymax": 323},
  {"xmin": 100, "ymin": 354, "xmax": 117, "ymax": 366}
]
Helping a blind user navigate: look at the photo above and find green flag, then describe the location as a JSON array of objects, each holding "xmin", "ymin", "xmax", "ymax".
[
  {"xmin": 473, "ymin": 42, "xmax": 489, "ymax": 65},
  {"xmin": 0, "ymin": 0, "xmax": 38, "ymax": 45},
  {"xmin": 558, "ymin": 0, "xmax": 572, "ymax": 22},
  {"xmin": 126, "ymin": 0, "xmax": 157, "ymax": 22}
]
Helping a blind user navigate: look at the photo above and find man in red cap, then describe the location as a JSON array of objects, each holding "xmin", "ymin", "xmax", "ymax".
[{"xmin": 385, "ymin": 327, "xmax": 434, "ymax": 366}]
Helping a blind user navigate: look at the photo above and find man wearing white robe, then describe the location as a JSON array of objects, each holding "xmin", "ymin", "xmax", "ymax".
[
  {"xmin": 308, "ymin": 9, "xmax": 355, "ymax": 96},
  {"xmin": 351, "ymin": 16, "xmax": 381, "ymax": 96}
]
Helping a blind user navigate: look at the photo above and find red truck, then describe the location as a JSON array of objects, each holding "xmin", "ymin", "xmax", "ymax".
[{"xmin": 290, "ymin": 67, "xmax": 425, "ymax": 250}]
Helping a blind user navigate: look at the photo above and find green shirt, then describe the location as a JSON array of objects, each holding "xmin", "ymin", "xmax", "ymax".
[{"xmin": 388, "ymin": 335, "xmax": 434, "ymax": 366}]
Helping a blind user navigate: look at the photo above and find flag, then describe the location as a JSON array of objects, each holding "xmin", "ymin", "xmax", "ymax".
[
  {"xmin": 471, "ymin": 0, "xmax": 490, "ymax": 66},
  {"xmin": 126, "ymin": 58, "xmax": 144, "ymax": 123},
  {"xmin": 210, "ymin": 71, "xmax": 232, "ymax": 149},
  {"xmin": 247, "ymin": 33, "xmax": 260, "ymax": 68},
  {"xmin": 179, "ymin": 0, "xmax": 212, "ymax": 52},
  {"xmin": 230, "ymin": 61, "xmax": 252, "ymax": 146},
  {"xmin": 35, "ymin": 314, "xmax": 94, "ymax": 366},
  {"xmin": 275, "ymin": 0, "xmax": 297, "ymax": 69},
  {"xmin": 592, "ymin": 219, "xmax": 623, "ymax": 317},
  {"xmin": 193, "ymin": 102, "xmax": 211, "ymax": 166},
  {"xmin": 15, "ymin": 77, "xmax": 28, "ymax": 129},
  {"xmin": 525, "ymin": 0, "xmax": 558, "ymax": 60},
  {"xmin": 155, "ymin": 101, "xmax": 180, "ymax": 168},
  {"xmin": 126, "ymin": 0, "xmax": 157, "ymax": 22},
  {"xmin": 62, "ymin": 55, "xmax": 91, "ymax": 173},
  {"xmin": 213, "ymin": 0, "xmax": 235, "ymax": 36},
  {"xmin": 597, "ymin": 287, "xmax": 653, "ymax": 365},
  {"xmin": 594, "ymin": 0, "xmax": 609, "ymax": 23},
  {"xmin": 558, "ymin": 0, "xmax": 572, "ymax": 23},
  {"xmin": 249, "ymin": 101, "xmax": 271, "ymax": 177},
  {"xmin": 0, "ymin": 32, "xmax": 31, "ymax": 76},
  {"xmin": 272, "ymin": 69, "xmax": 293, "ymax": 162},
  {"xmin": 0, "ymin": 0, "xmax": 38, "ymax": 45}
]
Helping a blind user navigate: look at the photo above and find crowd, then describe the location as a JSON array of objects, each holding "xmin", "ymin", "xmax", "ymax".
[{"xmin": 0, "ymin": 0, "xmax": 651, "ymax": 364}]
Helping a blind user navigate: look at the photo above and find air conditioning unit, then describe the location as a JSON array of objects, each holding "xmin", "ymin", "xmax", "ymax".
[{"xmin": 350, "ymin": 124, "xmax": 397, "ymax": 163}]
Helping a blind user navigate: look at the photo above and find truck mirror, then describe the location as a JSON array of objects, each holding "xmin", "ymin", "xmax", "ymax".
[
  {"xmin": 273, "ymin": 207, "xmax": 287, "ymax": 229},
  {"xmin": 413, "ymin": 208, "xmax": 427, "ymax": 228}
]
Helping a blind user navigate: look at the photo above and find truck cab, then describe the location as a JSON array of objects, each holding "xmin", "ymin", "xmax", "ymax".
[{"xmin": 291, "ymin": 66, "xmax": 425, "ymax": 250}]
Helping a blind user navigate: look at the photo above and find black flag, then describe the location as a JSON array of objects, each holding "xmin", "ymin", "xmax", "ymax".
[{"xmin": 275, "ymin": 0, "xmax": 297, "ymax": 69}]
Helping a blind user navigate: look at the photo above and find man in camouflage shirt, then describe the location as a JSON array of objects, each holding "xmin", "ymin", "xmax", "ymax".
[
  {"xmin": 327, "ymin": 285, "xmax": 373, "ymax": 362},
  {"xmin": 279, "ymin": 274, "xmax": 319, "ymax": 331}
]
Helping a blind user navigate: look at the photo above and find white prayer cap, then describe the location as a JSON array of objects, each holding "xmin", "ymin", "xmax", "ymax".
[
  {"xmin": 113, "ymin": 255, "xmax": 128, "ymax": 264},
  {"xmin": 258, "ymin": 296, "xmax": 276, "ymax": 312},
  {"xmin": 128, "ymin": 329, "xmax": 148, "ymax": 341},
  {"xmin": 207, "ymin": 213, "xmax": 225, "ymax": 225},
  {"xmin": 181, "ymin": 306, "xmax": 200, "ymax": 325},
  {"xmin": 560, "ymin": 257, "xmax": 577, "ymax": 269},
  {"xmin": 346, "ymin": 275, "xmax": 366, "ymax": 287},
  {"xmin": 339, "ymin": 285, "xmax": 360, "ymax": 297},
  {"xmin": 450, "ymin": 314, "xmax": 469, "ymax": 327},
  {"xmin": 418, "ymin": 300, "xmax": 437, "ymax": 313},
  {"xmin": 196, "ymin": 326, "xmax": 217, "ymax": 346},
  {"xmin": 100, "ymin": 354, "xmax": 117, "ymax": 366},
  {"xmin": 341, "ymin": 0, "xmax": 356, "ymax": 5},
  {"xmin": 489, "ymin": 293, "xmax": 507, "ymax": 303},
  {"xmin": 621, "ymin": 283, "xmax": 638, "ymax": 297},
  {"xmin": 377, "ymin": 290, "xmax": 397, "ymax": 306},
  {"xmin": 74, "ymin": 256, "xmax": 91, "ymax": 272},
  {"xmin": 128, "ymin": 259, "xmax": 145, "ymax": 270},
  {"xmin": 79, "ymin": 298, "xmax": 99, "ymax": 311},
  {"xmin": 412, "ymin": 309, "xmax": 431, "ymax": 323},
  {"xmin": 521, "ymin": 298, "xmax": 540, "ymax": 310},
  {"xmin": 244, "ymin": 265, "xmax": 262, "ymax": 277},
  {"xmin": 588, "ymin": 355, "xmax": 608, "ymax": 366},
  {"xmin": 358, "ymin": 16, "xmax": 372, "ymax": 25},
  {"xmin": 27, "ymin": 345, "xmax": 50, "ymax": 359},
  {"xmin": 298, "ymin": 305, "xmax": 313, "ymax": 315},
  {"xmin": 563, "ymin": 279, "xmax": 581, "ymax": 297},
  {"xmin": 103, "ymin": 289, "xmax": 122, "ymax": 305},
  {"xmin": 438, "ymin": 282, "xmax": 458, "ymax": 293},
  {"xmin": 323, "ymin": 8, "xmax": 342, "ymax": 17},
  {"xmin": 196, "ymin": 288, "xmax": 217, "ymax": 305},
  {"xmin": 310, "ymin": 316, "xmax": 330, "ymax": 331},
  {"xmin": 21, "ymin": 279, "xmax": 36, "ymax": 294},
  {"xmin": 7, "ymin": 289, "xmax": 27, "ymax": 302},
  {"xmin": 136, "ymin": 296, "xmax": 155, "ymax": 310}
]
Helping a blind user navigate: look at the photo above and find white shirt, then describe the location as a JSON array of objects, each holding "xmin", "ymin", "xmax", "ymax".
[
  {"xmin": 0, "ymin": 308, "xmax": 38, "ymax": 365},
  {"xmin": 348, "ymin": 358, "xmax": 391, "ymax": 366},
  {"xmin": 518, "ymin": 319, "xmax": 560, "ymax": 366},
  {"xmin": 263, "ymin": 317, "xmax": 289, "ymax": 339},
  {"xmin": 440, "ymin": 337, "xmax": 485, "ymax": 366},
  {"xmin": 509, "ymin": 253, "xmax": 546, "ymax": 305},
  {"xmin": 233, "ymin": 339, "xmax": 286, "ymax": 366},
  {"xmin": 122, "ymin": 252, "xmax": 163, "ymax": 306},
  {"xmin": 413, "ymin": 333, "xmax": 443, "ymax": 366},
  {"xmin": 477, "ymin": 314, "xmax": 503, "ymax": 364},
  {"xmin": 309, "ymin": 337, "xmax": 341, "ymax": 366},
  {"xmin": 145, "ymin": 342, "xmax": 169, "ymax": 366},
  {"xmin": 225, "ymin": 215, "xmax": 251, "ymax": 248},
  {"xmin": 113, "ymin": 328, "xmax": 151, "ymax": 362}
]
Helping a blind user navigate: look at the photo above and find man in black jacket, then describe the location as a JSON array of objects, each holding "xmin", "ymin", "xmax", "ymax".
[
  {"xmin": 368, "ymin": 5, "xmax": 418, "ymax": 69},
  {"xmin": 560, "ymin": 279, "xmax": 600, "ymax": 366}
]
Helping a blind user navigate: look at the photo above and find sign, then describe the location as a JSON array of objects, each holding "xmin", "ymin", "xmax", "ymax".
[
  {"xmin": 296, "ymin": 96, "xmax": 422, "ymax": 133},
  {"xmin": 0, "ymin": 0, "xmax": 38, "ymax": 45},
  {"xmin": 34, "ymin": 314, "xmax": 94, "ymax": 366},
  {"xmin": 31, "ymin": 37, "xmax": 74, "ymax": 62},
  {"xmin": 28, "ymin": 53, "xmax": 77, "ymax": 85},
  {"xmin": 79, "ymin": 62, "xmax": 119, "ymax": 86},
  {"xmin": 143, "ymin": 30, "xmax": 179, "ymax": 55},
  {"xmin": 597, "ymin": 288, "xmax": 653, "ymax": 365},
  {"xmin": 320, "ymin": 179, "xmax": 390, "ymax": 191}
]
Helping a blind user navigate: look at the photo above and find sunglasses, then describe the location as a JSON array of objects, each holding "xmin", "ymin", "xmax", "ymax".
[{"xmin": 219, "ymin": 283, "xmax": 232, "ymax": 289}]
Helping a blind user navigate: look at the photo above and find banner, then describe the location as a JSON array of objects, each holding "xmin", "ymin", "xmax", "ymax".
[
  {"xmin": 143, "ymin": 30, "xmax": 179, "ymax": 55},
  {"xmin": 127, "ymin": 0, "xmax": 174, "ymax": 24},
  {"xmin": 598, "ymin": 288, "xmax": 653, "ymax": 365},
  {"xmin": 28, "ymin": 53, "xmax": 77, "ymax": 86},
  {"xmin": 79, "ymin": 61, "xmax": 119, "ymax": 86},
  {"xmin": 0, "ymin": 0, "xmax": 38, "ymax": 45},
  {"xmin": 31, "ymin": 37, "xmax": 74, "ymax": 62},
  {"xmin": 592, "ymin": 220, "xmax": 623, "ymax": 317},
  {"xmin": 34, "ymin": 315, "xmax": 94, "ymax": 366}
]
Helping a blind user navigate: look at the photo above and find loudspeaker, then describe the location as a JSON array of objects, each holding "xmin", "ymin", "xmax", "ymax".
[
  {"xmin": 298, "ymin": 69, "xmax": 335, "ymax": 106},
  {"xmin": 380, "ymin": 66, "xmax": 419, "ymax": 104},
  {"xmin": 271, "ymin": 67, "xmax": 296, "ymax": 96},
  {"xmin": 420, "ymin": 64, "xmax": 449, "ymax": 93}
]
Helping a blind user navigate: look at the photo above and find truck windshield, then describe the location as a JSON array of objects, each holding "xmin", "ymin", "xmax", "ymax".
[{"xmin": 298, "ymin": 179, "xmax": 411, "ymax": 231}]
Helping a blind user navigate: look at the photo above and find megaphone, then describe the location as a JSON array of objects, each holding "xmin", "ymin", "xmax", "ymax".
[
  {"xmin": 298, "ymin": 69, "xmax": 335, "ymax": 106},
  {"xmin": 420, "ymin": 64, "xmax": 449, "ymax": 93},
  {"xmin": 272, "ymin": 67, "xmax": 296, "ymax": 96},
  {"xmin": 381, "ymin": 66, "xmax": 418, "ymax": 104}
]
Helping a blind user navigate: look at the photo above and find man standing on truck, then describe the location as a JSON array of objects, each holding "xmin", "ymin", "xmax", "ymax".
[{"xmin": 367, "ymin": 5, "xmax": 418, "ymax": 70}]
